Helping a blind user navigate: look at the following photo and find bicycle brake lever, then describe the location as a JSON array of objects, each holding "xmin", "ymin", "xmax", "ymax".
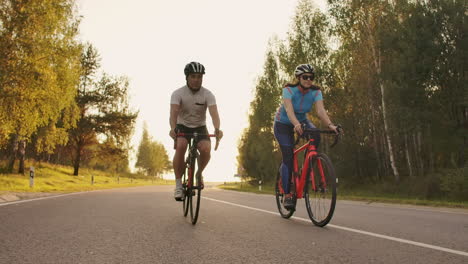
[{"xmin": 330, "ymin": 125, "xmax": 342, "ymax": 148}]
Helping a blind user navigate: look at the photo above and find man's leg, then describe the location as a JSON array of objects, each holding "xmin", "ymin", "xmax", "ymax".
[
  {"xmin": 196, "ymin": 140, "xmax": 211, "ymax": 186},
  {"xmin": 173, "ymin": 137, "xmax": 188, "ymax": 200}
]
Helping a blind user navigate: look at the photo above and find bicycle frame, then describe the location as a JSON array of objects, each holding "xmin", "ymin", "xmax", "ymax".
[
  {"xmin": 292, "ymin": 138, "xmax": 321, "ymax": 199},
  {"xmin": 176, "ymin": 132, "xmax": 217, "ymax": 187},
  {"xmin": 175, "ymin": 132, "xmax": 218, "ymax": 224},
  {"xmin": 184, "ymin": 138, "xmax": 197, "ymax": 190},
  {"xmin": 275, "ymin": 126, "xmax": 341, "ymax": 226}
]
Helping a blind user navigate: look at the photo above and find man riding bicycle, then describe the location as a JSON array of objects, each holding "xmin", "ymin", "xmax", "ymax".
[{"xmin": 169, "ymin": 62, "xmax": 223, "ymax": 201}]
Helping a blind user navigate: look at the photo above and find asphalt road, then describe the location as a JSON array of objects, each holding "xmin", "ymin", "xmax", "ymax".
[{"xmin": 1, "ymin": 185, "xmax": 467, "ymax": 264}]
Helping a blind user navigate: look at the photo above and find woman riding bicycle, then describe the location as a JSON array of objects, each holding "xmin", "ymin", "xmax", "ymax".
[{"xmin": 274, "ymin": 64, "xmax": 338, "ymax": 210}]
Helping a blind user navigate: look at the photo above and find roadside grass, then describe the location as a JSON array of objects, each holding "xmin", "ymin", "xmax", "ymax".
[
  {"xmin": 0, "ymin": 162, "xmax": 173, "ymax": 193},
  {"xmin": 219, "ymin": 182, "xmax": 275, "ymax": 194},
  {"xmin": 218, "ymin": 182, "xmax": 468, "ymax": 209}
]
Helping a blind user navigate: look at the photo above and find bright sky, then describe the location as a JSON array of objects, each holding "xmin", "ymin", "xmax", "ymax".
[{"xmin": 77, "ymin": 0, "xmax": 326, "ymax": 182}]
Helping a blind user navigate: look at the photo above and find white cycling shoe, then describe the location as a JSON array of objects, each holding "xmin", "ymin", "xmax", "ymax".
[{"xmin": 174, "ymin": 186, "xmax": 184, "ymax": 201}]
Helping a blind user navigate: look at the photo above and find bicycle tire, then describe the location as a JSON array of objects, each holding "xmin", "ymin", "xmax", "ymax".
[
  {"xmin": 189, "ymin": 153, "xmax": 201, "ymax": 225},
  {"xmin": 304, "ymin": 153, "xmax": 337, "ymax": 227},
  {"xmin": 182, "ymin": 170, "xmax": 190, "ymax": 217},
  {"xmin": 275, "ymin": 169, "xmax": 295, "ymax": 218}
]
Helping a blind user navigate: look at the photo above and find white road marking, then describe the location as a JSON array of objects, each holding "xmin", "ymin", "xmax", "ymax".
[
  {"xmin": 2, "ymin": 188, "xmax": 467, "ymax": 257},
  {"xmin": 203, "ymin": 196, "xmax": 468, "ymax": 258},
  {"xmin": 0, "ymin": 190, "xmax": 102, "ymax": 206}
]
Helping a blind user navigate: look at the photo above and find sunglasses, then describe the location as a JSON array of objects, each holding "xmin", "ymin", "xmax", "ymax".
[{"xmin": 301, "ymin": 75, "xmax": 314, "ymax": 81}]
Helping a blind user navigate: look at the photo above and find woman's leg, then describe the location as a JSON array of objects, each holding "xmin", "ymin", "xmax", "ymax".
[
  {"xmin": 274, "ymin": 122, "xmax": 295, "ymax": 194},
  {"xmin": 302, "ymin": 120, "xmax": 321, "ymax": 148}
]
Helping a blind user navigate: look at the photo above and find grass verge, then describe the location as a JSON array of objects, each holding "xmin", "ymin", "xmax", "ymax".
[
  {"xmin": 0, "ymin": 162, "xmax": 172, "ymax": 193},
  {"xmin": 218, "ymin": 182, "xmax": 468, "ymax": 209}
]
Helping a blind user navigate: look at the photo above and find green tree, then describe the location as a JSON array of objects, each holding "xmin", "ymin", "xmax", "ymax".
[
  {"xmin": 238, "ymin": 45, "xmax": 282, "ymax": 183},
  {"xmin": 68, "ymin": 44, "xmax": 138, "ymax": 176},
  {"xmin": 278, "ymin": 0, "xmax": 330, "ymax": 85},
  {"xmin": 135, "ymin": 124, "xmax": 171, "ymax": 177},
  {"xmin": 0, "ymin": 0, "xmax": 81, "ymax": 173},
  {"xmin": 328, "ymin": 0, "xmax": 403, "ymax": 182},
  {"xmin": 88, "ymin": 137, "xmax": 131, "ymax": 173}
]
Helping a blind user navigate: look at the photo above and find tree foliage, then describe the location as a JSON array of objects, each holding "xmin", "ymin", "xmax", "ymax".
[
  {"xmin": 68, "ymin": 44, "xmax": 138, "ymax": 176},
  {"xmin": 135, "ymin": 124, "xmax": 171, "ymax": 177},
  {"xmin": 237, "ymin": 45, "xmax": 282, "ymax": 183},
  {"xmin": 0, "ymin": 0, "xmax": 81, "ymax": 173},
  {"xmin": 238, "ymin": 0, "xmax": 467, "ymax": 200}
]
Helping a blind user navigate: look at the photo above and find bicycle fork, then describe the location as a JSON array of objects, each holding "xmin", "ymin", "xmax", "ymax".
[{"xmin": 308, "ymin": 158, "xmax": 326, "ymax": 193}]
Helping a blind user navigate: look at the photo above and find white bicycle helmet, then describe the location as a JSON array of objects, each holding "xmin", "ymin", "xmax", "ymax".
[{"xmin": 294, "ymin": 64, "xmax": 315, "ymax": 77}]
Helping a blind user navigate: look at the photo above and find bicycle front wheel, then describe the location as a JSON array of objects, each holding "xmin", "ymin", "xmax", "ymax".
[
  {"xmin": 189, "ymin": 155, "xmax": 201, "ymax": 225},
  {"xmin": 275, "ymin": 169, "xmax": 295, "ymax": 219},
  {"xmin": 182, "ymin": 172, "xmax": 190, "ymax": 217},
  {"xmin": 304, "ymin": 153, "xmax": 337, "ymax": 227}
]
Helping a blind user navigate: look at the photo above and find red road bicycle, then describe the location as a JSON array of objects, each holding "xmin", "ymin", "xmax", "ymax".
[
  {"xmin": 275, "ymin": 126, "xmax": 341, "ymax": 227},
  {"xmin": 175, "ymin": 132, "xmax": 219, "ymax": 225}
]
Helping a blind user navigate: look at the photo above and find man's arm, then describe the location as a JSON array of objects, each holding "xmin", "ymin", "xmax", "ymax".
[
  {"xmin": 169, "ymin": 104, "xmax": 180, "ymax": 139},
  {"xmin": 208, "ymin": 105, "xmax": 223, "ymax": 139},
  {"xmin": 208, "ymin": 105, "xmax": 220, "ymax": 129}
]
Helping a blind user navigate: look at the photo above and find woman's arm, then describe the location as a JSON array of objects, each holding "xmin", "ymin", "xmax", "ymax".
[
  {"xmin": 284, "ymin": 98, "xmax": 303, "ymax": 134},
  {"xmin": 315, "ymin": 100, "xmax": 338, "ymax": 133}
]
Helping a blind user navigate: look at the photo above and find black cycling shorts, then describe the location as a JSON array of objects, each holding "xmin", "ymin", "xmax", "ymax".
[{"xmin": 175, "ymin": 124, "xmax": 210, "ymax": 142}]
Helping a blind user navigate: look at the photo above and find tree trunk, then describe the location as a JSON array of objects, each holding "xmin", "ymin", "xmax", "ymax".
[
  {"xmin": 7, "ymin": 134, "xmax": 19, "ymax": 173},
  {"xmin": 365, "ymin": 9, "xmax": 399, "ymax": 183},
  {"xmin": 371, "ymin": 107, "xmax": 382, "ymax": 181},
  {"xmin": 417, "ymin": 130, "xmax": 424, "ymax": 176},
  {"xmin": 412, "ymin": 132, "xmax": 421, "ymax": 176},
  {"xmin": 404, "ymin": 133, "xmax": 413, "ymax": 178},
  {"xmin": 427, "ymin": 126, "xmax": 434, "ymax": 173},
  {"xmin": 73, "ymin": 147, "xmax": 81, "ymax": 176},
  {"xmin": 379, "ymin": 82, "xmax": 399, "ymax": 183},
  {"xmin": 73, "ymin": 137, "xmax": 83, "ymax": 176},
  {"xmin": 460, "ymin": 135, "xmax": 467, "ymax": 168},
  {"xmin": 382, "ymin": 133, "xmax": 390, "ymax": 178},
  {"xmin": 18, "ymin": 140, "xmax": 26, "ymax": 174}
]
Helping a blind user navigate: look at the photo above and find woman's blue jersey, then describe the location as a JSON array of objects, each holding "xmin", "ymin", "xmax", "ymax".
[{"xmin": 275, "ymin": 86, "xmax": 323, "ymax": 126}]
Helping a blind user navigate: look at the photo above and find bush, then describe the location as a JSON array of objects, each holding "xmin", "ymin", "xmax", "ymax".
[{"xmin": 439, "ymin": 167, "xmax": 468, "ymax": 201}]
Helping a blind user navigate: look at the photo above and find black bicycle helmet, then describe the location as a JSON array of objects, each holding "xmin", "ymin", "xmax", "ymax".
[
  {"xmin": 184, "ymin": 62, "xmax": 205, "ymax": 76},
  {"xmin": 294, "ymin": 64, "xmax": 315, "ymax": 77}
]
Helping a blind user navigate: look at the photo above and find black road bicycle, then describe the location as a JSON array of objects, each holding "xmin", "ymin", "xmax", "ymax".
[{"xmin": 175, "ymin": 132, "xmax": 219, "ymax": 225}]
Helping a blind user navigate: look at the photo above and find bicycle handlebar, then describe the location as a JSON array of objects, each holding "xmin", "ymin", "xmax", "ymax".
[
  {"xmin": 294, "ymin": 125, "xmax": 343, "ymax": 148},
  {"xmin": 174, "ymin": 133, "xmax": 221, "ymax": 151}
]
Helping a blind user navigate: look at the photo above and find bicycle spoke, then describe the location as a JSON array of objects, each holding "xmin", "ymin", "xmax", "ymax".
[
  {"xmin": 189, "ymin": 154, "xmax": 201, "ymax": 225},
  {"xmin": 182, "ymin": 173, "xmax": 190, "ymax": 217},
  {"xmin": 305, "ymin": 154, "xmax": 336, "ymax": 227}
]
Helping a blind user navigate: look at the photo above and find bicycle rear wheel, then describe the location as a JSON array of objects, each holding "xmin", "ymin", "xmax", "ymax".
[
  {"xmin": 189, "ymin": 154, "xmax": 201, "ymax": 225},
  {"xmin": 304, "ymin": 153, "xmax": 337, "ymax": 227},
  {"xmin": 275, "ymin": 169, "xmax": 295, "ymax": 218}
]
